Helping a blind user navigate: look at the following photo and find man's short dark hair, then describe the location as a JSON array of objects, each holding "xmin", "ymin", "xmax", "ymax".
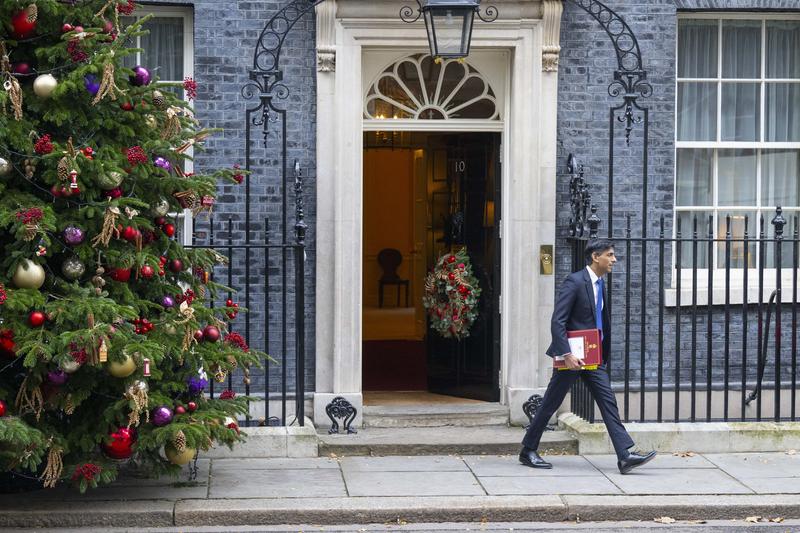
[{"xmin": 584, "ymin": 238, "xmax": 615, "ymax": 265}]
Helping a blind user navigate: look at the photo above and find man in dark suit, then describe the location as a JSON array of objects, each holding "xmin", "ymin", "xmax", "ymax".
[{"xmin": 520, "ymin": 239, "xmax": 656, "ymax": 474}]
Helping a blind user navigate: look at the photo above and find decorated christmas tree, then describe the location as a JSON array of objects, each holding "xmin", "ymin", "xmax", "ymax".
[{"xmin": 0, "ymin": 0, "xmax": 258, "ymax": 491}]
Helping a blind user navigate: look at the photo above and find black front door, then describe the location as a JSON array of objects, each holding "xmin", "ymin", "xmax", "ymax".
[{"xmin": 427, "ymin": 132, "xmax": 501, "ymax": 402}]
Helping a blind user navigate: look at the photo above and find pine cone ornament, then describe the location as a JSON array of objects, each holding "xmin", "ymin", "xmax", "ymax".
[
  {"xmin": 152, "ymin": 90, "xmax": 167, "ymax": 111},
  {"xmin": 172, "ymin": 430, "xmax": 187, "ymax": 453},
  {"xmin": 24, "ymin": 158, "xmax": 36, "ymax": 179},
  {"xmin": 57, "ymin": 157, "xmax": 70, "ymax": 180}
]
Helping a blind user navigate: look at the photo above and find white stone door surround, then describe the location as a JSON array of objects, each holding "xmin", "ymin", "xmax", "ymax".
[{"xmin": 313, "ymin": 0, "xmax": 562, "ymax": 428}]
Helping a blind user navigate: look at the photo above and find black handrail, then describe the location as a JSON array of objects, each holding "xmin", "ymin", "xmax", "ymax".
[{"xmin": 746, "ymin": 289, "xmax": 779, "ymax": 405}]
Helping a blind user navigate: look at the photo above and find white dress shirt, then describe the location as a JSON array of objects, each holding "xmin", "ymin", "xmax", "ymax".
[{"xmin": 586, "ymin": 266, "xmax": 604, "ymax": 311}]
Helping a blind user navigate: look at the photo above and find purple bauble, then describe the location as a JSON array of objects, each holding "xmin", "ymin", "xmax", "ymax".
[
  {"xmin": 153, "ymin": 157, "xmax": 172, "ymax": 173},
  {"xmin": 130, "ymin": 65, "xmax": 151, "ymax": 86},
  {"xmin": 151, "ymin": 405, "xmax": 174, "ymax": 427},
  {"xmin": 187, "ymin": 375, "xmax": 208, "ymax": 396},
  {"xmin": 47, "ymin": 370, "xmax": 69, "ymax": 386},
  {"xmin": 161, "ymin": 295, "xmax": 175, "ymax": 308},
  {"xmin": 84, "ymin": 74, "xmax": 100, "ymax": 96},
  {"xmin": 63, "ymin": 225, "xmax": 85, "ymax": 245}
]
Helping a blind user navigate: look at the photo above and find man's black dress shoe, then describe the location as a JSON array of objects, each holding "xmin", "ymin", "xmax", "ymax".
[
  {"xmin": 617, "ymin": 450, "xmax": 657, "ymax": 474},
  {"xmin": 519, "ymin": 447, "xmax": 552, "ymax": 469}
]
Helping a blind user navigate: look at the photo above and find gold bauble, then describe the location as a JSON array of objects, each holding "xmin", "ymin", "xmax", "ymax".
[
  {"xmin": 107, "ymin": 355, "xmax": 136, "ymax": 378},
  {"xmin": 165, "ymin": 444, "xmax": 196, "ymax": 465},
  {"xmin": 12, "ymin": 259, "xmax": 46, "ymax": 289}
]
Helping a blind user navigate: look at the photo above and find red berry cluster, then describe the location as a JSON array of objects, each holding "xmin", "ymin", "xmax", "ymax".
[
  {"xmin": 126, "ymin": 146, "xmax": 148, "ymax": 166},
  {"xmin": 224, "ymin": 332, "xmax": 249, "ymax": 353},
  {"xmin": 219, "ymin": 389, "xmax": 236, "ymax": 400},
  {"xmin": 116, "ymin": 0, "xmax": 136, "ymax": 15},
  {"xmin": 132, "ymin": 317, "xmax": 154, "ymax": 335},
  {"xmin": 0, "ymin": 284, "xmax": 6, "ymax": 306},
  {"xmin": 15, "ymin": 207, "xmax": 44, "ymax": 224},
  {"xmin": 225, "ymin": 298, "xmax": 239, "ymax": 319},
  {"xmin": 176, "ymin": 289, "xmax": 195, "ymax": 305},
  {"xmin": 153, "ymin": 217, "xmax": 175, "ymax": 237},
  {"xmin": 183, "ymin": 77, "xmax": 197, "ymax": 100},
  {"xmin": 71, "ymin": 463, "xmax": 102, "ymax": 482},
  {"xmin": 66, "ymin": 39, "xmax": 88, "ymax": 62},
  {"xmin": 232, "ymin": 163, "xmax": 244, "ymax": 184},
  {"xmin": 34, "ymin": 134, "xmax": 53, "ymax": 155},
  {"xmin": 69, "ymin": 342, "xmax": 88, "ymax": 364},
  {"xmin": 81, "ymin": 146, "xmax": 94, "ymax": 159}
]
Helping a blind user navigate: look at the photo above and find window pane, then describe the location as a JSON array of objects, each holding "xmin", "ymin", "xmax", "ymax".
[
  {"xmin": 767, "ymin": 21, "xmax": 800, "ymax": 78},
  {"xmin": 141, "ymin": 17, "xmax": 184, "ymax": 81},
  {"xmin": 722, "ymin": 20, "xmax": 761, "ymax": 79},
  {"xmin": 762, "ymin": 149, "xmax": 800, "ymax": 207},
  {"xmin": 677, "ymin": 82, "xmax": 717, "ymax": 141},
  {"xmin": 718, "ymin": 149, "xmax": 756, "ymax": 206},
  {"xmin": 717, "ymin": 211, "xmax": 757, "ymax": 269},
  {"xmin": 676, "ymin": 211, "xmax": 712, "ymax": 268},
  {"xmin": 676, "ymin": 149, "xmax": 713, "ymax": 206},
  {"xmin": 765, "ymin": 83, "xmax": 800, "ymax": 141},
  {"xmin": 678, "ymin": 20, "xmax": 718, "ymax": 78},
  {"xmin": 721, "ymin": 83, "xmax": 760, "ymax": 141}
]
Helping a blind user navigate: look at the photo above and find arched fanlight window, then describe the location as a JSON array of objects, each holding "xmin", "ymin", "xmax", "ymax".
[{"xmin": 364, "ymin": 54, "xmax": 499, "ymax": 121}]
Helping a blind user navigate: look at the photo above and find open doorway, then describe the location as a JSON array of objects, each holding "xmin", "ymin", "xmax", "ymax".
[{"xmin": 362, "ymin": 131, "xmax": 501, "ymax": 402}]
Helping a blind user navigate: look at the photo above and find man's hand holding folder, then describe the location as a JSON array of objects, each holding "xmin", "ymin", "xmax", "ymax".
[{"xmin": 553, "ymin": 328, "xmax": 602, "ymax": 371}]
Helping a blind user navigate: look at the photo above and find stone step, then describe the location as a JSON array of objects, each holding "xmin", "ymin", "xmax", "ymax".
[
  {"xmin": 318, "ymin": 425, "xmax": 577, "ymax": 456},
  {"xmin": 362, "ymin": 402, "xmax": 510, "ymax": 428}
]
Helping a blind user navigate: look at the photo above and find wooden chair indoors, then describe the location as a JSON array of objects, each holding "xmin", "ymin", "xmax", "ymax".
[{"xmin": 377, "ymin": 248, "xmax": 410, "ymax": 307}]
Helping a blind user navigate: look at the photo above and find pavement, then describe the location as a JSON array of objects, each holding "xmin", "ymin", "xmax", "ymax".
[{"xmin": 0, "ymin": 452, "xmax": 799, "ymax": 528}]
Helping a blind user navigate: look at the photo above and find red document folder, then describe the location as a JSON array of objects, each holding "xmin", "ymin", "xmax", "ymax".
[{"xmin": 553, "ymin": 329, "xmax": 602, "ymax": 371}]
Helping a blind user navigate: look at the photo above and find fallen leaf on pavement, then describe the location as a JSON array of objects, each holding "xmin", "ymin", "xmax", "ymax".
[
  {"xmin": 786, "ymin": 450, "xmax": 797, "ymax": 455},
  {"xmin": 673, "ymin": 451, "xmax": 696, "ymax": 457},
  {"xmin": 745, "ymin": 516, "xmax": 761, "ymax": 523},
  {"xmin": 770, "ymin": 517, "xmax": 785, "ymax": 523},
  {"xmin": 654, "ymin": 517, "xmax": 676, "ymax": 524}
]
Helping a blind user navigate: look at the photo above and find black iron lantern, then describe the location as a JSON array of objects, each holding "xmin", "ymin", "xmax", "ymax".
[{"xmin": 401, "ymin": 0, "xmax": 498, "ymax": 60}]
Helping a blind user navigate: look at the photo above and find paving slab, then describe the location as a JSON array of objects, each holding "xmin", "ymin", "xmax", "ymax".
[
  {"xmin": 582, "ymin": 453, "xmax": 717, "ymax": 470},
  {"xmin": 174, "ymin": 496, "xmax": 567, "ymax": 526},
  {"xmin": 339, "ymin": 455, "xmax": 469, "ymax": 472},
  {"xmin": 209, "ymin": 467, "xmax": 346, "ymax": 498},
  {"xmin": 737, "ymin": 477, "xmax": 800, "ymax": 494},
  {"xmin": 562, "ymin": 494, "xmax": 800, "ymax": 521},
  {"xmin": 602, "ymin": 468, "xmax": 754, "ymax": 495},
  {"xmin": 704, "ymin": 452, "xmax": 800, "ymax": 479},
  {"xmin": 343, "ymin": 470, "xmax": 485, "ymax": 497},
  {"xmin": 212, "ymin": 457, "xmax": 339, "ymax": 471},
  {"xmin": 479, "ymin": 475, "xmax": 621, "ymax": 495},
  {"xmin": 464, "ymin": 454, "xmax": 601, "ymax": 477}
]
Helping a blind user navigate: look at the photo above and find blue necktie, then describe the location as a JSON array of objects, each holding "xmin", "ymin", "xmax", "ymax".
[{"xmin": 595, "ymin": 278, "xmax": 604, "ymax": 335}]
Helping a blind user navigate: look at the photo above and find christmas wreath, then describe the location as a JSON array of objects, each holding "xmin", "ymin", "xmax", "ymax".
[{"xmin": 423, "ymin": 249, "xmax": 482, "ymax": 340}]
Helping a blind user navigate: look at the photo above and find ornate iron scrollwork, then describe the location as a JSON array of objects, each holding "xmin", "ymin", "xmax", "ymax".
[
  {"xmin": 522, "ymin": 394, "xmax": 555, "ymax": 431},
  {"xmin": 567, "ymin": 154, "xmax": 589, "ymax": 238},
  {"xmin": 565, "ymin": 0, "xmax": 652, "ymax": 145},
  {"xmin": 326, "ymin": 396, "xmax": 358, "ymax": 434},
  {"xmin": 400, "ymin": 1, "xmax": 499, "ymax": 25}
]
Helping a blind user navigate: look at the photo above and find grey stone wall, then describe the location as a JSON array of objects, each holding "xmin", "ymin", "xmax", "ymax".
[
  {"xmin": 145, "ymin": 0, "xmax": 317, "ymax": 403},
  {"xmin": 555, "ymin": 0, "xmax": 800, "ymax": 401}
]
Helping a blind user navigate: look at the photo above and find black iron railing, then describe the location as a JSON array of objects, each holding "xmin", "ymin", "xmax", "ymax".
[{"xmin": 568, "ymin": 201, "xmax": 799, "ymax": 423}]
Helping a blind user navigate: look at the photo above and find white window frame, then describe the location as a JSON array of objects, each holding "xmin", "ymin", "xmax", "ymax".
[
  {"xmin": 126, "ymin": 6, "xmax": 195, "ymax": 246},
  {"xmin": 670, "ymin": 12, "xmax": 800, "ymax": 306}
]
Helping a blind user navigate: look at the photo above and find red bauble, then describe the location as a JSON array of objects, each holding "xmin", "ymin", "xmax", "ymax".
[
  {"xmin": 175, "ymin": 405, "xmax": 186, "ymax": 415},
  {"xmin": 203, "ymin": 325, "xmax": 220, "ymax": 343},
  {"xmin": 12, "ymin": 62, "xmax": 30, "ymax": 75},
  {"xmin": 50, "ymin": 184, "xmax": 62, "ymax": 197},
  {"xmin": 163, "ymin": 223, "xmax": 175, "ymax": 237},
  {"xmin": 168, "ymin": 259, "xmax": 183, "ymax": 273},
  {"xmin": 448, "ymin": 272, "xmax": 456, "ymax": 281},
  {"xmin": 154, "ymin": 216, "xmax": 166, "ymax": 227},
  {"xmin": 102, "ymin": 427, "xmax": 136, "ymax": 460},
  {"xmin": 187, "ymin": 401, "xmax": 197, "ymax": 412},
  {"xmin": 28, "ymin": 311, "xmax": 46, "ymax": 327},
  {"xmin": 193, "ymin": 329, "xmax": 204, "ymax": 341},
  {"xmin": 122, "ymin": 225, "xmax": 138, "ymax": 241},
  {"xmin": 447, "ymin": 255, "xmax": 456, "ymax": 263},
  {"xmin": 0, "ymin": 399, "xmax": 6, "ymax": 417},
  {"xmin": 120, "ymin": 101, "xmax": 134, "ymax": 111},
  {"xmin": 11, "ymin": 10, "xmax": 37, "ymax": 40},
  {"xmin": 109, "ymin": 268, "xmax": 132, "ymax": 282},
  {"xmin": 140, "ymin": 265, "xmax": 155, "ymax": 279},
  {"xmin": 62, "ymin": 23, "xmax": 74, "ymax": 33},
  {"xmin": 74, "ymin": 26, "xmax": 84, "ymax": 33},
  {"xmin": 0, "ymin": 330, "xmax": 15, "ymax": 359}
]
